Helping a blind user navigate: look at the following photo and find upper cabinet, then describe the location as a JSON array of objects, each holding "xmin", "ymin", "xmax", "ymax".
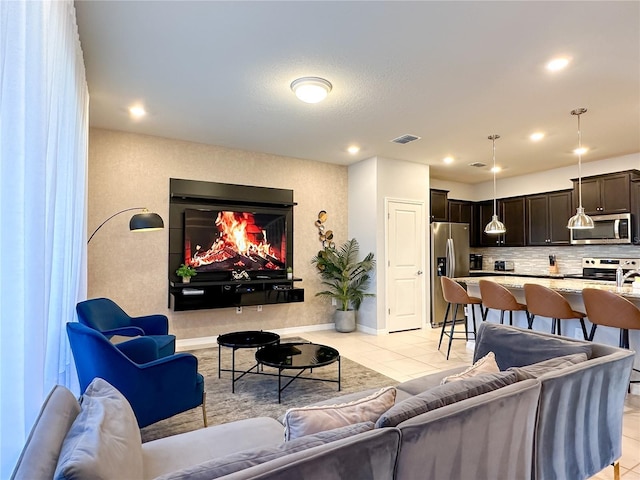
[
  {"xmin": 430, "ymin": 189, "xmax": 449, "ymax": 222},
  {"xmin": 477, "ymin": 197, "xmax": 526, "ymax": 247},
  {"xmin": 526, "ymin": 190, "xmax": 572, "ymax": 246},
  {"xmin": 573, "ymin": 170, "xmax": 640, "ymax": 215}
]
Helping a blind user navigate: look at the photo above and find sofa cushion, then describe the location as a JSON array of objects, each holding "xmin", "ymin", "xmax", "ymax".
[
  {"xmin": 396, "ymin": 366, "xmax": 468, "ymax": 396},
  {"xmin": 441, "ymin": 352, "xmax": 499, "ymax": 384},
  {"xmin": 283, "ymin": 386, "xmax": 396, "ymax": 440},
  {"xmin": 375, "ymin": 371, "xmax": 518, "ymax": 428},
  {"xmin": 54, "ymin": 378, "xmax": 143, "ymax": 480},
  {"xmin": 507, "ymin": 352, "xmax": 589, "ymax": 380},
  {"xmin": 154, "ymin": 422, "xmax": 375, "ymax": 480},
  {"xmin": 474, "ymin": 323, "xmax": 593, "ymax": 370}
]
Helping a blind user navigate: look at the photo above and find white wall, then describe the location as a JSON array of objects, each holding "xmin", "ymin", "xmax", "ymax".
[
  {"xmin": 349, "ymin": 156, "xmax": 430, "ymax": 333},
  {"xmin": 432, "ymin": 153, "xmax": 640, "ymax": 201}
]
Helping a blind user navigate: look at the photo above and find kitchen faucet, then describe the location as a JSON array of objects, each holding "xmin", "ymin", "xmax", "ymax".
[{"xmin": 616, "ymin": 261, "xmax": 639, "ymax": 287}]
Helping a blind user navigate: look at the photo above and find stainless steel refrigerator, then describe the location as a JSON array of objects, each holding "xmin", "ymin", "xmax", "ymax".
[{"xmin": 430, "ymin": 222, "xmax": 470, "ymax": 326}]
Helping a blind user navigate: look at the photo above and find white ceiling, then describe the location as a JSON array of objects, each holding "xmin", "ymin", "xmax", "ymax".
[{"xmin": 75, "ymin": 1, "xmax": 640, "ymax": 184}]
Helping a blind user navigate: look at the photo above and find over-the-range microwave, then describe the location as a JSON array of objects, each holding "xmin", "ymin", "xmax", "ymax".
[{"xmin": 570, "ymin": 213, "xmax": 632, "ymax": 245}]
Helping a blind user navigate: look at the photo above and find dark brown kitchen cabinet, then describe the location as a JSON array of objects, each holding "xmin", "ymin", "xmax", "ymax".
[
  {"xmin": 573, "ymin": 171, "xmax": 640, "ymax": 215},
  {"xmin": 526, "ymin": 190, "xmax": 572, "ymax": 246},
  {"xmin": 448, "ymin": 199, "xmax": 472, "ymax": 224},
  {"xmin": 430, "ymin": 189, "xmax": 449, "ymax": 222},
  {"xmin": 477, "ymin": 197, "xmax": 526, "ymax": 247},
  {"xmin": 477, "ymin": 200, "xmax": 498, "ymax": 246},
  {"xmin": 632, "ymin": 180, "xmax": 640, "ymax": 244},
  {"xmin": 499, "ymin": 197, "xmax": 526, "ymax": 246}
]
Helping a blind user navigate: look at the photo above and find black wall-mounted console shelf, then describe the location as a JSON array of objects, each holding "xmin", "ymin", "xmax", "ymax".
[
  {"xmin": 169, "ymin": 278, "xmax": 304, "ymax": 311},
  {"xmin": 168, "ymin": 179, "xmax": 304, "ymax": 311}
]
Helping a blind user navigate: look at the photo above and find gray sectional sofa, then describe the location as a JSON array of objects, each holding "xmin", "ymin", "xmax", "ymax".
[{"xmin": 11, "ymin": 324, "xmax": 635, "ymax": 480}]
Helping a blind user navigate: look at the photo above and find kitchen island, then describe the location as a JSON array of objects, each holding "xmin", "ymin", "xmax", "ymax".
[{"xmin": 454, "ymin": 275, "xmax": 640, "ymax": 376}]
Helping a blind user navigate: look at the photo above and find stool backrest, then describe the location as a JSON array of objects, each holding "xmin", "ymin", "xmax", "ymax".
[
  {"xmin": 582, "ymin": 288, "xmax": 640, "ymax": 330},
  {"xmin": 441, "ymin": 276, "xmax": 471, "ymax": 304},
  {"xmin": 479, "ymin": 280, "xmax": 520, "ymax": 310},
  {"xmin": 524, "ymin": 283, "xmax": 575, "ymax": 319}
]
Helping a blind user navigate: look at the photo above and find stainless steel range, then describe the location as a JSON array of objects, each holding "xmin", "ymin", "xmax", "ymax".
[{"xmin": 581, "ymin": 257, "xmax": 640, "ymax": 282}]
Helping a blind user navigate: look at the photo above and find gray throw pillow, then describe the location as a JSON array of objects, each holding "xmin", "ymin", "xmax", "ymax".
[
  {"xmin": 155, "ymin": 422, "xmax": 375, "ymax": 480},
  {"xmin": 474, "ymin": 323, "xmax": 592, "ymax": 370},
  {"xmin": 375, "ymin": 371, "xmax": 517, "ymax": 428},
  {"xmin": 54, "ymin": 378, "xmax": 143, "ymax": 480},
  {"xmin": 507, "ymin": 352, "xmax": 588, "ymax": 380}
]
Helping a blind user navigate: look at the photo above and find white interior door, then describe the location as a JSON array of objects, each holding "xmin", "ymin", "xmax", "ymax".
[{"xmin": 386, "ymin": 199, "xmax": 425, "ymax": 332}]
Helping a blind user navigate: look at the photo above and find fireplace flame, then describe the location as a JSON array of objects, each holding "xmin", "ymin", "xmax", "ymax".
[{"xmin": 189, "ymin": 211, "xmax": 284, "ymax": 270}]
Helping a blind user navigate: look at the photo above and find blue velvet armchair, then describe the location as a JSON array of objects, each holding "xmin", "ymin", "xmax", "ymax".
[
  {"xmin": 66, "ymin": 322, "xmax": 206, "ymax": 428},
  {"xmin": 76, "ymin": 297, "xmax": 176, "ymax": 357}
]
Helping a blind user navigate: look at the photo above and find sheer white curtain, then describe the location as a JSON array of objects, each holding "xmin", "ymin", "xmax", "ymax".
[{"xmin": 0, "ymin": 0, "xmax": 88, "ymax": 475}]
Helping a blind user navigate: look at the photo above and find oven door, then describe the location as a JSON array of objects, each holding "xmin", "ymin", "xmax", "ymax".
[{"xmin": 570, "ymin": 213, "xmax": 631, "ymax": 245}]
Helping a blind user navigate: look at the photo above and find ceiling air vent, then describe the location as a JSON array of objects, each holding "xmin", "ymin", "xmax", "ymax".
[
  {"xmin": 469, "ymin": 162, "xmax": 487, "ymax": 168},
  {"xmin": 390, "ymin": 134, "xmax": 421, "ymax": 145}
]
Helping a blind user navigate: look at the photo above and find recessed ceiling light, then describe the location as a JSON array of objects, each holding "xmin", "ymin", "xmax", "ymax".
[
  {"xmin": 443, "ymin": 156, "xmax": 454, "ymax": 164},
  {"xmin": 546, "ymin": 57, "xmax": 570, "ymax": 72},
  {"xmin": 290, "ymin": 77, "xmax": 332, "ymax": 104},
  {"xmin": 573, "ymin": 147, "xmax": 588, "ymax": 155},
  {"xmin": 530, "ymin": 132, "xmax": 545, "ymax": 141},
  {"xmin": 129, "ymin": 106, "xmax": 146, "ymax": 118},
  {"xmin": 490, "ymin": 166, "xmax": 502, "ymax": 173},
  {"xmin": 347, "ymin": 145, "xmax": 360, "ymax": 154}
]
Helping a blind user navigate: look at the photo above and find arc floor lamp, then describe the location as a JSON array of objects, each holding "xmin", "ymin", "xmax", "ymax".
[{"xmin": 88, "ymin": 207, "xmax": 164, "ymax": 244}]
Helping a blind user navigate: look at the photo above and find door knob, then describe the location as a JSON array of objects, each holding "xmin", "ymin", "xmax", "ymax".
[{"xmin": 417, "ymin": 270, "xmax": 423, "ymax": 275}]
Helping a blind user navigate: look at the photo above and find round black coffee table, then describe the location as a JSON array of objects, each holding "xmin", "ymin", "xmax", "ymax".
[
  {"xmin": 255, "ymin": 342, "xmax": 341, "ymax": 403},
  {"xmin": 217, "ymin": 330, "xmax": 280, "ymax": 393}
]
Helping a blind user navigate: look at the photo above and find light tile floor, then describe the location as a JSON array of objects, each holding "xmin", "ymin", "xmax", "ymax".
[{"xmin": 298, "ymin": 325, "xmax": 640, "ymax": 480}]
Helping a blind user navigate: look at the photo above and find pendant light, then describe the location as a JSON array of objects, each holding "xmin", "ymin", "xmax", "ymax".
[
  {"xmin": 567, "ymin": 108, "xmax": 594, "ymax": 229},
  {"xmin": 484, "ymin": 134, "xmax": 506, "ymax": 235}
]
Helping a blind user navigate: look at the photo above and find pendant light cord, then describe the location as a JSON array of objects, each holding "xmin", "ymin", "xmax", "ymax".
[
  {"xmin": 577, "ymin": 112, "xmax": 583, "ymax": 209},
  {"xmin": 490, "ymin": 135, "xmax": 499, "ymax": 216}
]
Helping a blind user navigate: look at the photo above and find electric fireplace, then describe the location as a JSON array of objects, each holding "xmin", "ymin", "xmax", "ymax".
[{"xmin": 184, "ymin": 208, "xmax": 287, "ymax": 273}]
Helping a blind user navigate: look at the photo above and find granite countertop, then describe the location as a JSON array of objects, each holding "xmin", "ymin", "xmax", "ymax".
[{"xmin": 455, "ymin": 275, "xmax": 640, "ymax": 300}]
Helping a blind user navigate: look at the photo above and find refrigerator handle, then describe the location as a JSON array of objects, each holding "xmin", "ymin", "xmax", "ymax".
[
  {"xmin": 446, "ymin": 238, "xmax": 455, "ymax": 277},
  {"xmin": 449, "ymin": 238, "xmax": 456, "ymax": 277}
]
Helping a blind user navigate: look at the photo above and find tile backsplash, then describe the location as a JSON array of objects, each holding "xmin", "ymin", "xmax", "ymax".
[{"xmin": 472, "ymin": 245, "xmax": 640, "ymax": 276}]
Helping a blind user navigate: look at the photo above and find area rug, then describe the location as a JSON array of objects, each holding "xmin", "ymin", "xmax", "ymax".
[{"xmin": 140, "ymin": 337, "xmax": 397, "ymax": 442}]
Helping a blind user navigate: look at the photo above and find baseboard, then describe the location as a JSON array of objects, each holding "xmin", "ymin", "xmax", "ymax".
[{"xmin": 358, "ymin": 324, "xmax": 387, "ymax": 335}]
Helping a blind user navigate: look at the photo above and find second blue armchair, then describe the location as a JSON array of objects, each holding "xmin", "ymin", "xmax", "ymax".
[{"xmin": 76, "ymin": 297, "xmax": 175, "ymax": 357}]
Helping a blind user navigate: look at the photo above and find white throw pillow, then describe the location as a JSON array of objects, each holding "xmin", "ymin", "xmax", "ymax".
[
  {"xmin": 54, "ymin": 378, "xmax": 143, "ymax": 480},
  {"xmin": 441, "ymin": 352, "xmax": 499, "ymax": 384},
  {"xmin": 283, "ymin": 386, "xmax": 396, "ymax": 441}
]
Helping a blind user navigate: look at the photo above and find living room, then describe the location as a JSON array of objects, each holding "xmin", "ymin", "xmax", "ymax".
[{"xmin": 2, "ymin": 1, "xmax": 640, "ymax": 478}]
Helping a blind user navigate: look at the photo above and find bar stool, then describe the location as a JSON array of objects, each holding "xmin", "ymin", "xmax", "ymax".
[
  {"xmin": 582, "ymin": 288, "xmax": 640, "ymax": 384},
  {"xmin": 479, "ymin": 279, "xmax": 529, "ymax": 327},
  {"xmin": 439, "ymin": 276, "xmax": 483, "ymax": 360},
  {"xmin": 523, "ymin": 283, "xmax": 589, "ymax": 340}
]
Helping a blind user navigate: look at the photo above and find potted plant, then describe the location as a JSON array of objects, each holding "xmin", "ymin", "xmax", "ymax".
[
  {"xmin": 311, "ymin": 238, "xmax": 375, "ymax": 332},
  {"xmin": 286, "ymin": 266, "xmax": 293, "ymax": 279},
  {"xmin": 176, "ymin": 263, "xmax": 197, "ymax": 283}
]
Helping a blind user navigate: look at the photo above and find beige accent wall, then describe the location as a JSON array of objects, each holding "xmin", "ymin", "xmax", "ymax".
[{"xmin": 88, "ymin": 128, "xmax": 348, "ymax": 339}]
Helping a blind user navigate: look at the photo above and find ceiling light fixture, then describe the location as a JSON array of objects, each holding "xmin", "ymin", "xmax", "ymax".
[
  {"xmin": 347, "ymin": 145, "xmax": 360, "ymax": 154},
  {"xmin": 530, "ymin": 132, "xmax": 545, "ymax": 141},
  {"xmin": 546, "ymin": 57, "xmax": 570, "ymax": 72},
  {"xmin": 129, "ymin": 106, "xmax": 146, "ymax": 118},
  {"xmin": 567, "ymin": 108, "xmax": 594, "ymax": 230},
  {"xmin": 484, "ymin": 135, "xmax": 506, "ymax": 235},
  {"xmin": 443, "ymin": 156, "xmax": 454, "ymax": 164},
  {"xmin": 290, "ymin": 77, "xmax": 332, "ymax": 104}
]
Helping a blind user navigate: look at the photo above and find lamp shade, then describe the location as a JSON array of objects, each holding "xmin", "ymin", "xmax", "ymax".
[
  {"xmin": 130, "ymin": 212, "xmax": 164, "ymax": 232},
  {"xmin": 484, "ymin": 215, "xmax": 506, "ymax": 235},
  {"xmin": 567, "ymin": 207, "xmax": 595, "ymax": 229}
]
